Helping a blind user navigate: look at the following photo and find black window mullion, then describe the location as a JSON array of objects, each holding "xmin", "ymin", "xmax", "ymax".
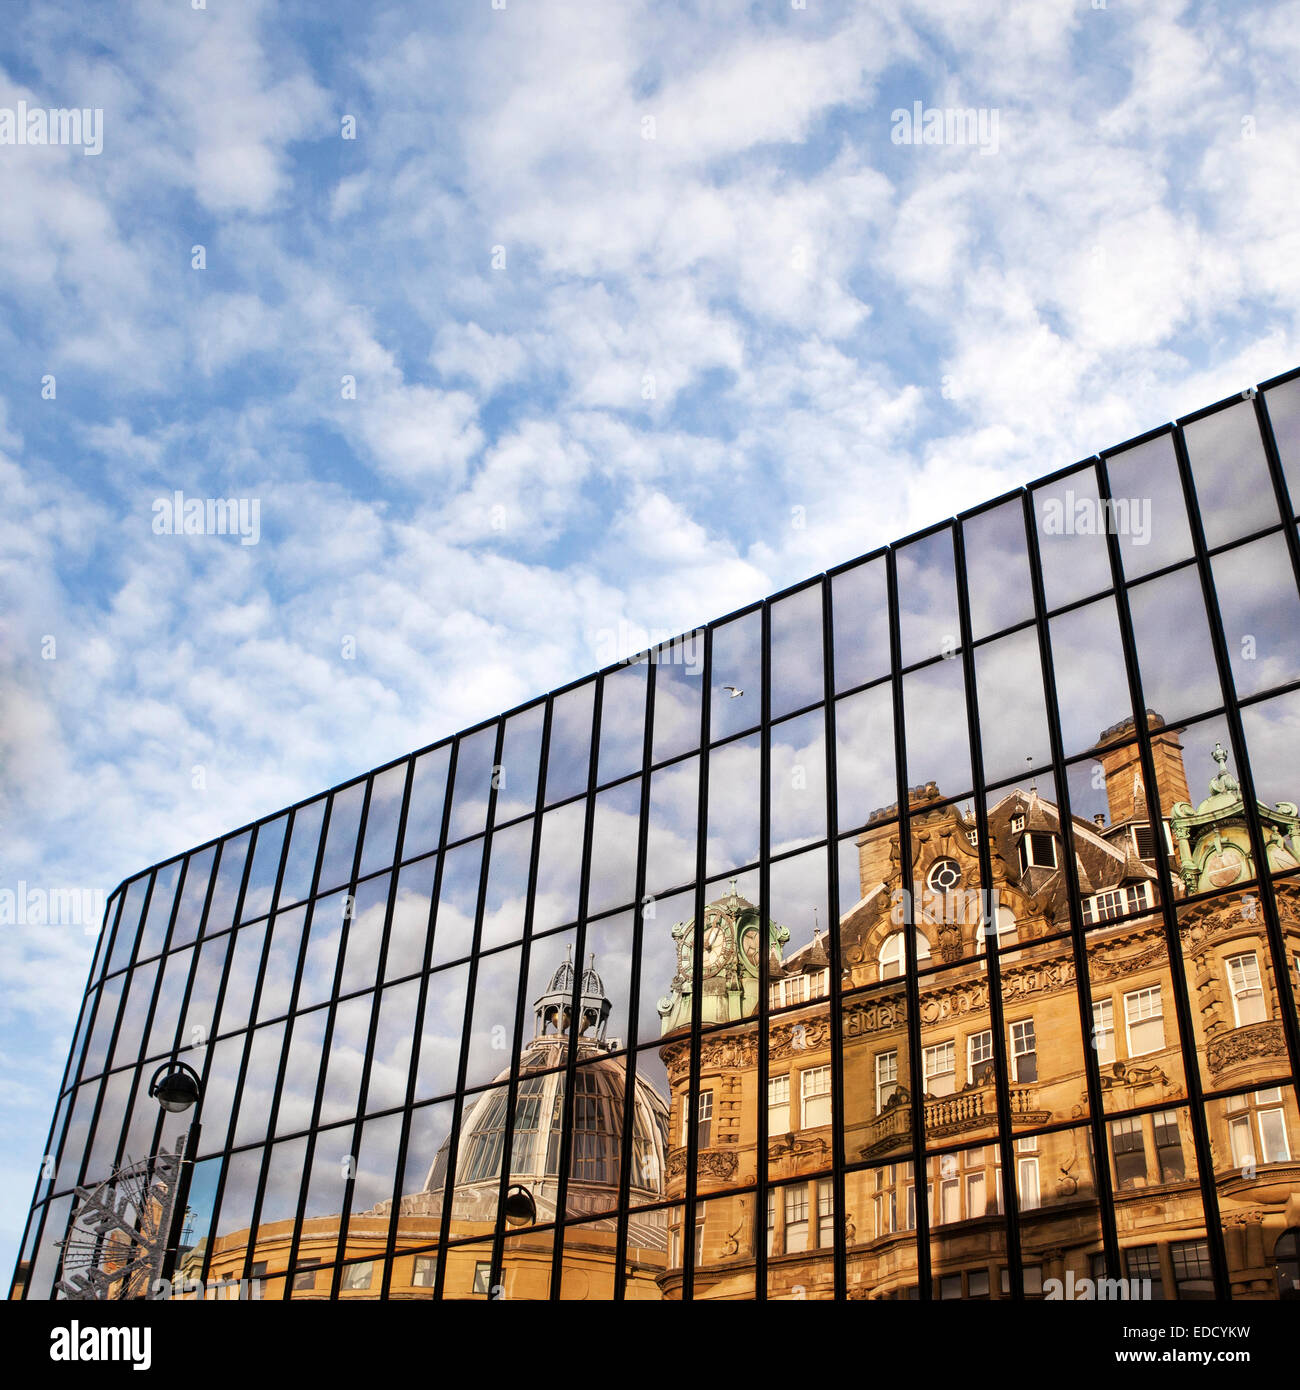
[
  {"xmin": 1019, "ymin": 487, "xmax": 1123, "ymax": 1282},
  {"xmin": 389, "ymin": 744, "xmax": 460, "ymax": 1300},
  {"xmin": 1096, "ymin": 447, "xmax": 1231, "ymax": 1299},
  {"xmin": 682, "ymin": 631, "xmax": 712, "ymax": 1302},
  {"xmin": 325, "ymin": 775, "xmax": 383, "ymax": 1297},
  {"xmin": 546, "ymin": 680, "xmax": 605, "ymax": 1299},
  {"xmin": 951, "ymin": 517, "xmax": 1025, "ymax": 1298},
  {"xmin": 885, "ymin": 546, "xmax": 932, "ymax": 1298},
  {"xmin": 274, "ymin": 794, "xmax": 347, "ymax": 1298},
  {"xmin": 72, "ymin": 872, "xmax": 159, "ymax": 1198},
  {"xmin": 820, "ymin": 576, "xmax": 848, "ymax": 1301},
  {"xmin": 1257, "ymin": 390, "xmax": 1300, "ymax": 534},
  {"xmin": 190, "ymin": 819, "xmax": 265, "ymax": 1292},
  {"xmin": 429, "ymin": 721, "xmax": 506, "ymax": 1300},
  {"xmin": 753, "ymin": 611, "xmax": 773, "ymax": 1301},
  {"xmin": 488, "ymin": 704, "xmax": 553, "ymax": 1293},
  {"xmin": 611, "ymin": 656, "xmax": 656, "ymax": 1300}
]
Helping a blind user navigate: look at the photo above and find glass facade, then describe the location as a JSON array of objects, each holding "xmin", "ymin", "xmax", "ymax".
[{"xmin": 13, "ymin": 369, "xmax": 1300, "ymax": 1302}]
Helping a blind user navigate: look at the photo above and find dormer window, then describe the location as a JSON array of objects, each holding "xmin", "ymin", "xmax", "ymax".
[
  {"xmin": 1011, "ymin": 814, "xmax": 1026, "ymax": 834},
  {"xmin": 1017, "ymin": 832, "xmax": 1057, "ymax": 872},
  {"xmin": 965, "ymin": 829, "xmax": 979, "ymax": 846}
]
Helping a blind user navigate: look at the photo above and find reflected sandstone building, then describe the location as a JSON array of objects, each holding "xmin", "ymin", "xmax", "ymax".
[{"xmin": 14, "ymin": 368, "xmax": 1300, "ymax": 1302}]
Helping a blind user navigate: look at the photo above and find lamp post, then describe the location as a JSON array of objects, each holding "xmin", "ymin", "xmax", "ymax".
[
  {"xmin": 149, "ymin": 1060, "xmax": 203, "ymax": 1294},
  {"xmin": 503, "ymin": 1184, "xmax": 537, "ymax": 1228}
]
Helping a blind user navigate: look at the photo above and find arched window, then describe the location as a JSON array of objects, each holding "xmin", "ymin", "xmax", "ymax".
[{"xmin": 878, "ymin": 929, "xmax": 931, "ymax": 980}]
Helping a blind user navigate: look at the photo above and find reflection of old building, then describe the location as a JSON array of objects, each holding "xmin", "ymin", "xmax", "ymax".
[
  {"xmin": 656, "ymin": 717, "xmax": 1300, "ymax": 1300},
  {"xmin": 202, "ymin": 954, "xmax": 670, "ymax": 1299}
]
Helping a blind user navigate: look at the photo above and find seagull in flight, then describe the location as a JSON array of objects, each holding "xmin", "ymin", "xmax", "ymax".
[{"xmin": 722, "ymin": 685, "xmax": 744, "ymax": 698}]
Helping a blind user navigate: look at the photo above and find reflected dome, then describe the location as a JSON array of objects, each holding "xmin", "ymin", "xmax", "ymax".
[{"xmin": 420, "ymin": 952, "xmax": 669, "ymax": 1226}]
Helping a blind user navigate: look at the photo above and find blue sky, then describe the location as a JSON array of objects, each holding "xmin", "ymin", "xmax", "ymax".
[{"xmin": 2, "ymin": 0, "xmax": 1299, "ymax": 1276}]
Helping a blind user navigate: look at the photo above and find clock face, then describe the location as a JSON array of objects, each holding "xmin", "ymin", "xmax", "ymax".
[
  {"xmin": 1205, "ymin": 847, "xmax": 1245, "ymax": 888},
  {"xmin": 740, "ymin": 925, "xmax": 761, "ymax": 972}
]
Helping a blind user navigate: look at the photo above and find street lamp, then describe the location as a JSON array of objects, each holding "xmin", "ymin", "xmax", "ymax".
[
  {"xmin": 150, "ymin": 1061, "xmax": 203, "ymax": 1294},
  {"xmin": 503, "ymin": 1184, "xmax": 537, "ymax": 1228}
]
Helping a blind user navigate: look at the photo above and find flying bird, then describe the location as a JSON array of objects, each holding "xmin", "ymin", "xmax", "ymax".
[{"xmin": 722, "ymin": 685, "xmax": 744, "ymax": 698}]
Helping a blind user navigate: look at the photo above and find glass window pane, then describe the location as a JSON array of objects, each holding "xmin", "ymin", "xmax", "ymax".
[
  {"xmin": 832, "ymin": 556, "xmax": 889, "ymax": 693},
  {"xmin": 1106, "ymin": 432, "xmax": 1193, "ymax": 579},
  {"xmin": 962, "ymin": 500, "xmax": 1034, "ymax": 639},
  {"xmin": 495, "ymin": 705, "xmax": 544, "ymax": 823},
  {"xmin": 903, "ymin": 658, "xmax": 972, "ymax": 799},
  {"xmin": 207, "ymin": 829, "xmax": 253, "ymax": 939},
  {"xmin": 402, "ymin": 746, "xmax": 451, "ymax": 860},
  {"xmin": 359, "ymin": 762, "xmax": 409, "ymax": 878},
  {"xmin": 897, "ymin": 529, "xmax": 960, "ymax": 668},
  {"xmin": 280, "ymin": 799, "xmax": 327, "ymax": 908},
  {"xmin": 1033, "ymin": 466, "xmax": 1114, "ymax": 611},
  {"xmin": 1210, "ymin": 532, "xmax": 1300, "ymax": 698},
  {"xmin": 318, "ymin": 780, "xmax": 366, "ymax": 894},
  {"xmin": 711, "ymin": 611, "xmax": 762, "ymax": 742},
  {"xmin": 597, "ymin": 660, "xmax": 647, "ymax": 784},
  {"xmin": 1263, "ymin": 377, "xmax": 1300, "ymax": 513},
  {"xmin": 1048, "ymin": 597, "xmax": 1134, "ymax": 760},
  {"xmin": 770, "ymin": 583, "xmax": 824, "ymax": 719},
  {"xmin": 974, "ymin": 628, "xmax": 1051, "ymax": 784},
  {"xmin": 240, "ymin": 816, "xmax": 287, "ymax": 923},
  {"xmin": 1183, "ymin": 400, "xmax": 1279, "ymax": 548},
  {"xmin": 653, "ymin": 637, "xmax": 704, "ymax": 763},
  {"xmin": 546, "ymin": 682, "xmax": 595, "ymax": 805},
  {"xmin": 448, "ymin": 726, "xmax": 498, "ymax": 843}
]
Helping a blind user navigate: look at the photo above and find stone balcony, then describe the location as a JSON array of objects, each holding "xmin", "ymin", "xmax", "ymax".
[
  {"xmin": 861, "ymin": 1082, "xmax": 1051, "ymax": 1159},
  {"xmin": 1205, "ymin": 1020, "xmax": 1289, "ymax": 1088}
]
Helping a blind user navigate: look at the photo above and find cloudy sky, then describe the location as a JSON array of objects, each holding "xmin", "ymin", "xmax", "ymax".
[{"xmin": 2, "ymin": 0, "xmax": 1299, "ymax": 1274}]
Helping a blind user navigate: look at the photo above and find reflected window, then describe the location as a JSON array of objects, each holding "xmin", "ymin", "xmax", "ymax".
[
  {"xmin": 924, "ymin": 1042, "xmax": 956, "ymax": 1097},
  {"xmin": 412, "ymin": 1256, "xmax": 436, "ymax": 1288},
  {"xmin": 801, "ymin": 1066, "xmax": 832, "ymax": 1128},
  {"xmin": 1226, "ymin": 952, "xmax": 1266, "ymax": 1026},
  {"xmin": 1153, "ymin": 1109, "xmax": 1185, "ymax": 1183},
  {"xmin": 1017, "ymin": 832, "xmax": 1057, "ymax": 872},
  {"xmin": 1017, "ymin": 1154, "xmax": 1040, "ymax": 1211},
  {"xmin": 875, "ymin": 1051, "xmax": 898, "ymax": 1113},
  {"xmin": 1126, "ymin": 1245, "xmax": 1165, "ymax": 1298},
  {"xmin": 784, "ymin": 1186, "xmax": 809, "ymax": 1254},
  {"xmin": 1170, "ymin": 1239, "xmax": 1213, "ymax": 1299},
  {"xmin": 683, "ymin": 1090, "xmax": 713, "ymax": 1147},
  {"xmin": 879, "ymin": 929, "xmax": 930, "ymax": 980},
  {"xmin": 472, "ymin": 1262, "xmax": 492, "ymax": 1296},
  {"xmin": 1228, "ymin": 1088, "xmax": 1291, "ymax": 1166},
  {"xmin": 293, "ymin": 1261, "xmax": 321, "ymax": 1292},
  {"xmin": 817, "ymin": 1178, "xmax": 834, "ymax": 1246},
  {"xmin": 927, "ymin": 858, "xmax": 961, "ymax": 892},
  {"xmin": 967, "ymin": 1030, "xmax": 994, "ymax": 1084},
  {"xmin": 1092, "ymin": 999, "xmax": 1116, "ymax": 1063},
  {"xmin": 1111, "ymin": 1116, "xmax": 1146, "ymax": 1189},
  {"xmin": 341, "ymin": 1262, "xmax": 373, "ymax": 1291},
  {"xmin": 769, "ymin": 1074, "xmax": 790, "ymax": 1133},
  {"xmin": 1124, "ymin": 986, "xmax": 1164, "ymax": 1056},
  {"xmin": 1009, "ymin": 1019, "xmax": 1037, "ymax": 1082},
  {"xmin": 1081, "ymin": 882, "xmax": 1152, "ymax": 925}
]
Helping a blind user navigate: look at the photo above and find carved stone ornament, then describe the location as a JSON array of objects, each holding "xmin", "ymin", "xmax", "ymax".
[
  {"xmin": 1206, "ymin": 1021, "xmax": 1288, "ymax": 1080},
  {"xmin": 667, "ymin": 1148, "xmax": 738, "ymax": 1180}
]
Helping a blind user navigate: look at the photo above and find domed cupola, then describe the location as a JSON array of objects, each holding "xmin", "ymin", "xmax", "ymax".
[{"xmin": 534, "ymin": 947, "xmax": 611, "ymax": 1043}]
